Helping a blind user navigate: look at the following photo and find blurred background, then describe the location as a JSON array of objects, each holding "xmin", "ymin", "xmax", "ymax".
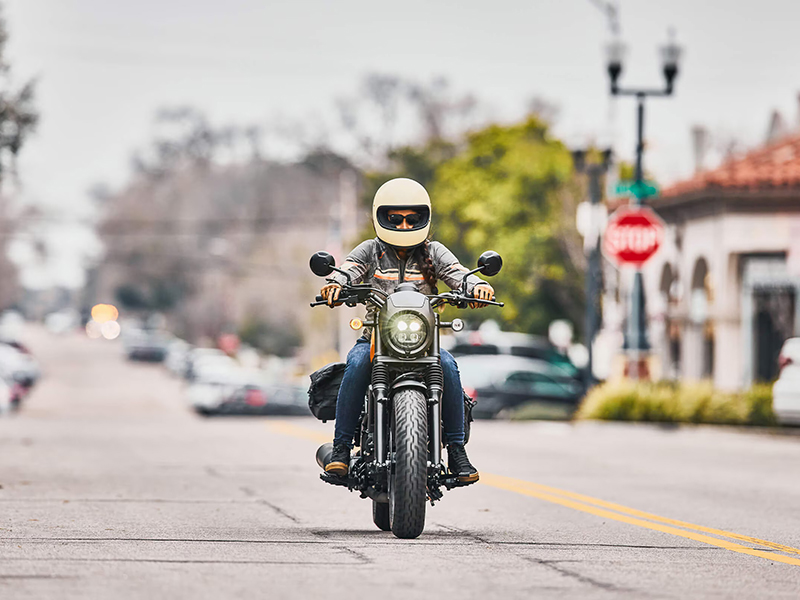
[{"xmin": 2, "ymin": 0, "xmax": 800, "ymax": 423}]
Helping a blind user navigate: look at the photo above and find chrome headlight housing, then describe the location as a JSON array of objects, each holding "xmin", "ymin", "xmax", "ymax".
[
  {"xmin": 384, "ymin": 310, "xmax": 430, "ymax": 356},
  {"xmin": 379, "ymin": 289, "xmax": 435, "ymax": 358}
]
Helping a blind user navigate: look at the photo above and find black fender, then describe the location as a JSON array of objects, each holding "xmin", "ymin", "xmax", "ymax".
[{"xmin": 389, "ymin": 378, "xmax": 428, "ymax": 397}]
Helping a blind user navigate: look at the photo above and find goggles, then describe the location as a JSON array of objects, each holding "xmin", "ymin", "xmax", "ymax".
[
  {"xmin": 387, "ymin": 213, "xmax": 424, "ymax": 227},
  {"xmin": 375, "ymin": 206, "xmax": 430, "ymax": 232}
]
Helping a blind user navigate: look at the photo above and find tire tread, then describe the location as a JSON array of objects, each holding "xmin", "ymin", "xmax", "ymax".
[{"xmin": 390, "ymin": 389, "xmax": 427, "ymax": 539}]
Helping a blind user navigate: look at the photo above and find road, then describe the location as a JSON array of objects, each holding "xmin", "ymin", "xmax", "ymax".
[{"xmin": 2, "ymin": 328, "xmax": 800, "ymax": 599}]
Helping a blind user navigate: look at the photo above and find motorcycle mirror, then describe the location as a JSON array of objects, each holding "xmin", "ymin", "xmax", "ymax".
[
  {"xmin": 477, "ymin": 251, "xmax": 503, "ymax": 277},
  {"xmin": 309, "ymin": 251, "xmax": 336, "ymax": 277}
]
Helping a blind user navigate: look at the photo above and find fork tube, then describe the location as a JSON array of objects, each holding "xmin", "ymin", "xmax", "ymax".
[
  {"xmin": 430, "ymin": 402, "xmax": 441, "ymax": 467},
  {"xmin": 373, "ymin": 328, "xmax": 388, "ymax": 466},
  {"xmin": 429, "ymin": 315, "xmax": 443, "ymax": 467},
  {"xmin": 375, "ymin": 397, "xmax": 386, "ymax": 465}
]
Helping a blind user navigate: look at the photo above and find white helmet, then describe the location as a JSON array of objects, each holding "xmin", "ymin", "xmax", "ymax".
[{"xmin": 372, "ymin": 178, "xmax": 431, "ymax": 248}]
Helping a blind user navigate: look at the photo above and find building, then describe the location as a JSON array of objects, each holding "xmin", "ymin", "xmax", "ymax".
[
  {"xmin": 636, "ymin": 133, "xmax": 800, "ymax": 389},
  {"xmin": 91, "ymin": 155, "xmax": 367, "ymax": 369}
]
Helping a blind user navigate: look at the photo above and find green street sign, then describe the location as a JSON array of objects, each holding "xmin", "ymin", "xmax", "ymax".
[{"xmin": 615, "ymin": 180, "xmax": 659, "ymax": 199}]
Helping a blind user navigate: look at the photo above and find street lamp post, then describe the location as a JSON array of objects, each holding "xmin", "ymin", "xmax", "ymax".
[
  {"xmin": 606, "ymin": 34, "xmax": 682, "ymax": 379},
  {"xmin": 572, "ymin": 148, "xmax": 612, "ymax": 387}
]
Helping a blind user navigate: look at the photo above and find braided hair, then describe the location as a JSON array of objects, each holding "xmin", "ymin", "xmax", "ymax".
[{"xmin": 415, "ymin": 239, "xmax": 438, "ymax": 294}]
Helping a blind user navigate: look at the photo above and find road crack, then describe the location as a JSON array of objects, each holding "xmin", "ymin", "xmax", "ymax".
[{"xmin": 435, "ymin": 523, "xmax": 641, "ymax": 596}]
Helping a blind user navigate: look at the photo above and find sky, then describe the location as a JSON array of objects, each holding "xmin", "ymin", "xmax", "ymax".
[{"xmin": 4, "ymin": 0, "xmax": 800, "ymax": 288}]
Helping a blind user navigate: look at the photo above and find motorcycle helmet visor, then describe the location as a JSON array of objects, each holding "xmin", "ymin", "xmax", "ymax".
[{"xmin": 376, "ymin": 206, "xmax": 430, "ymax": 232}]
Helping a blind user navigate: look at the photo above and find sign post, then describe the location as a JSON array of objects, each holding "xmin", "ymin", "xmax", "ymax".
[
  {"xmin": 614, "ymin": 180, "xmax": 660, "ymax": 200},
  {"xmin": 603, "ymin": 206, "xmax": 665, "ymax": 379}
]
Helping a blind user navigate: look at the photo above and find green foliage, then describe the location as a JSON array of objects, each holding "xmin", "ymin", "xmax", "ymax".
[
  {"xmin": 238, "ymin": 315, "xmax": 301, "ymax": 357},
  {"xmin": 576, "ymin": 381, "xmax": 776, "ymax": 426},
  {"xmin": 356, "ymin": 115, "xmax": 587, "ymax": 335},
  {"xmin": 114, "ymin": 279, "xmax": 187, "ymax": 312},
  {"xmin": 617, "ymin": 161, "xmax": 635, "ymax": 181},
  {"xmin": 115, "ymin": 285, "xmax": 149, "ymax": 311},
  {"xmin": 430, "ymin": 116, "xmax": 583, "ymax": 334},
  {"xmin": 507, "ymin": 401, "xmax": 576, "ymax": 421}
]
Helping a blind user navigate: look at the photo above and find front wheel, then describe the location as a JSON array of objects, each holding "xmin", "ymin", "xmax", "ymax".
[{"xmin": 389, "ymin": 388, "xmax": 428, "ymax": 539}]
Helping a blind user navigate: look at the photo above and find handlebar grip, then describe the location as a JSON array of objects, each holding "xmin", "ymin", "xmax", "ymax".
[
  {"xmin": 315, "ymin": 295, "xmax": 325, "ymax": 302},
  {"xmin": 464, "ymin": 293, "xmax": 504, "ymax": 307}
]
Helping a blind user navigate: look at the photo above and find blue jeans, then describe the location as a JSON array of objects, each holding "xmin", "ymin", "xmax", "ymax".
[{"xmin": 333, "ymin": 339, "xmax": 465, "ymax": 448}]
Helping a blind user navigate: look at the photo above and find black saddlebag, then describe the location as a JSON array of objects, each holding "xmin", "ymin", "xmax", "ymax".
[
  {"xmin": 463, "ymin": 390, "xmax": 476, "ymax": 444},
  {"xmin": 308, "ymin": 362, "xmax": 346, "ymax": 422}
]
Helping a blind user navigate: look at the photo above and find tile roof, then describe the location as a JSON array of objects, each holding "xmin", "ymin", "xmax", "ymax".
[{"xmin": 662, "ymin": 132, "xmax": 800, "ymax": 197}]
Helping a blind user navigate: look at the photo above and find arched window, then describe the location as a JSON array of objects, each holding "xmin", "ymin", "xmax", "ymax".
[
  {"xmin": 690, "ymin": 257, "xmax": 714, "ymax": 378},
  {"xmin": 660, "ymin": 263, "xmax": 681, "ymax": 379}
]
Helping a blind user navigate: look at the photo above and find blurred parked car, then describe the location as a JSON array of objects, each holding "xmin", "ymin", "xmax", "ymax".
[
  {"xmin": 0, "ymin": 341, "xmax": 41, "ymax": 387},
  {"xmin": 0, "ymin": 376, "xmax": 12, "ymax": 414},
  {"xmin": 773, "ymin": 337, "xmax": 800, "ymax": 424},
  {"xmin": 45, "ymin": 310, "xmax": 80, "ymax": 335},
  {"xmin": 165, "ymin": 339, "xmax": 192, "ymax": 376},
  {"xmin": 0, "ymin": 342, "xmax": 40, "ymax": 410},
  {"xmin": 123, "ymin": 329, "xmax": 170, "ymax": 362},
  {"xmin": 187, "ymin": 362, "xmax": 307, "ymax": 416},
  {"xmin": 456, "ymin": 354, "xmax": 585, "ymax": 418},
  {"xmin": 450, "ymin": 330, "xmax": 582, "ymax": 379},
  {"xmin": 184, "ymin": 348, "xmax": 232, "ymax": 380}
]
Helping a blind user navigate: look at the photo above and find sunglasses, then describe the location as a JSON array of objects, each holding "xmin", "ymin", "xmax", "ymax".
[{"xmin": 387, "ymin": 213, "xmax": 423, "ymax": 227}]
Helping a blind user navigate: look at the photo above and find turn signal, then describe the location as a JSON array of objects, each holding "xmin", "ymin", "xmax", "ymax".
[{"xmin": 349, "ymin": 318, "xmax": 363, "ymax": 330}]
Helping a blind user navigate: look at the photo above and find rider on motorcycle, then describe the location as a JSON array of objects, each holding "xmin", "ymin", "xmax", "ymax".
[{"xmin": 320, "ymin": 177, "xmax": 495, "ymax": 484}]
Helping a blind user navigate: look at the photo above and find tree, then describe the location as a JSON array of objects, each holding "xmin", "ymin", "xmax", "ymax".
[
  {"xmin": 431, "ymin": 116, "xmax": 586, "ymax": 334},
  {"xmin": 0, "ymin": 2, "xmax": 38, "ymax": 310},
  {"xmin": 336, "ymin": 73, "xmax": 481, "ymax": 171}
]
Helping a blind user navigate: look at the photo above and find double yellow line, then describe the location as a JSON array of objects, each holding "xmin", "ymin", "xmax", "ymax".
[
  {"xmin": 269, "ymin": 421, "xmax": 800, "ymax": 566},
  {"xmin": 480, "ymin": 473, "xmax": 800, "ymax": 566}
]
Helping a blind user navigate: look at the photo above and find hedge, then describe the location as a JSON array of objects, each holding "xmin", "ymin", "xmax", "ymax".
[{"xmin": 575, "ymin": 381, "xmax": 775, "ymax": 426}]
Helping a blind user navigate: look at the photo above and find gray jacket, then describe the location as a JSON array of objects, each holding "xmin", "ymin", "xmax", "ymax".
[{"xmin": 328, "ymin": 238, "xmax": 485, "ymax": 337}]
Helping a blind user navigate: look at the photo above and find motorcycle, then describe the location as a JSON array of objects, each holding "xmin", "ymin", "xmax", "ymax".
[{"xmin": 308, "ymin": 249, "xmax": 503, "ymax": 539}]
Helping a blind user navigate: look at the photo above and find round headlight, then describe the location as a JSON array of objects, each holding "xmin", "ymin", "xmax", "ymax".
[{"xmin": 384, "ymin": 311, "xmax": 430, "ymax": 355}]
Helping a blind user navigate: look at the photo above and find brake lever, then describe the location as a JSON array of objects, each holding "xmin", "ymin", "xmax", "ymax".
[
  {"xmin": 310, "ymin": 293, "xmax": 361, "ymax": 308},
  {"xmin": 464, "ymin": 293, "xmax": 504, "ymax": 307}
]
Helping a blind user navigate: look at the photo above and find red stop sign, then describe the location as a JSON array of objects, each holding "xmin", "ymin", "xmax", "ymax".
[{"xmin": 603, "ymin": 206, "xmax": 665, "ymax": 267}]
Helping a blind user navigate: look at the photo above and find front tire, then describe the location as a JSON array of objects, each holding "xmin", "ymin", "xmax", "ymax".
[
  {"xmin": 389, "ymin": 388, "xmax": 428, "ymax": 539},
  {"xmin": 372, "ymin": 500, "xmax": 390, "ymax": 531}
]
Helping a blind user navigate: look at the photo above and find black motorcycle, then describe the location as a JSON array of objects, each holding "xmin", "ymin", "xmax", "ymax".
[{"xmin": 308, "ymin": 249, "xmax": 503, "ymax": 539}]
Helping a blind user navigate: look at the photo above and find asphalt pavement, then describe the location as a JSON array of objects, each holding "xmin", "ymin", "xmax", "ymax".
[{"xmin": 2, "ymin": 327, "xmax": 800, "ymax": 599}]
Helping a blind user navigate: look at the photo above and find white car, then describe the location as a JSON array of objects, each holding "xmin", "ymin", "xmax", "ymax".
[
  {"xmin": 184, "ymin": 347, "xmax": 228, "ymax": 380},
  {"xmin": 0, "ymin": 342, "xmax": 40, "ymax": 387},
  {"xmin": 45, "ymin": 310, "xmax": 80, "ymax": 334},
  {"xmin": 773, "ymin": 338, "xmax": 800, "ymax": 424},
  {"xmin": 0, "ymin": 377, "xmax": 12, "ymax": 414},
  {"xmin": 186, "ymin": 364, "xmax": 267, "ymax": 415},
  {"xmin": 165, "ymin": 339, "xmax": 192, "ymax": 376}
]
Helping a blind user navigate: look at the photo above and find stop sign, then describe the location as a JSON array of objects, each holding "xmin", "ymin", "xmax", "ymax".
[{"xmin": 603, "ymin": 205, "xmax": 665, "ymax": 267}]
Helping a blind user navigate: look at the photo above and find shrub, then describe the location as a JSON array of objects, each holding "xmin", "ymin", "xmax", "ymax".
[{"xmin": 576, "ymin": 381, "xmax": 776, "ymax": 426}]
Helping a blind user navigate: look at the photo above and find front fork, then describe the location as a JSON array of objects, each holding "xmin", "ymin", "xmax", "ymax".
[
  {"xmin": 371, "ymin": 318, "xmax": 446, "ymax": 491},
  {"xmin": 427, "ymin": 315, "xmax": 444, "ymax": 470}
]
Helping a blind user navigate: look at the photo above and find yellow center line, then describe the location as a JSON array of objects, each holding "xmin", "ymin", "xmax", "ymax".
[
  {"xmin": 480, "ymin": 473, "xmax": 800, "ymax": 557},
  {"xmin": 267, "ymin": 420, "xmax": 800, "ymax": 566},
  {"xmin": 268, "ymin": 421, "xmax": 330, "ymax": 444},
  {"xmin": 480, "ymin": 474, "xmax": 800, "ymax": 567}
]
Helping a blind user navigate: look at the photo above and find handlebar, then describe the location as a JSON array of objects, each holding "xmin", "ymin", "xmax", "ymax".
[
  {"xmin": 309, "ymin": 294, "xmax": 362, "ymax": 308},
  {"xmin": 311, "ymin": 286, "xmax": 503, "ymax": 309},
  {"xmin": 430, "ymin": 292, "xmax": 504, "ymax": 309}
]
